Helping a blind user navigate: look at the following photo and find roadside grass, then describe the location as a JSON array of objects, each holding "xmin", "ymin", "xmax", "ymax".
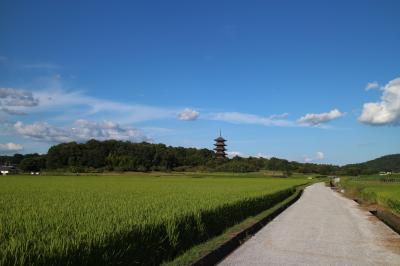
[
  {"xmin": 162, "ymin": 186, "xmax": 305, "ymax": 266},
  {"xmin": 340, "ymin": 174, "xmax": 400, "ymax": 214},
  {"xmin": 0, "ymin": 174, "xmax": 308, "ymax": 265}
]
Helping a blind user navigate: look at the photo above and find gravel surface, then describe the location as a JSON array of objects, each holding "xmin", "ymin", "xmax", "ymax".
[{"xmin": 219, "ymin": 182, "xmax": 400, "ymax": 266}]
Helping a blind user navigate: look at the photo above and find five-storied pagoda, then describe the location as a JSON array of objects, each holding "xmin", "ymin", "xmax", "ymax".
[{"xmin": 214, "ymin": 131, "xmax": 227, "ymax": 160}]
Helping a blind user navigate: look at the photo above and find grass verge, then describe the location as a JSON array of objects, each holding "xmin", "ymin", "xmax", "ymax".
[{"xmin": 163, "ymin": 185, "xmax": 305, "ymax": 266}]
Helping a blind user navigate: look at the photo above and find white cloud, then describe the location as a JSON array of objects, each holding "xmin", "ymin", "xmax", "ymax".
[
  {"xmin": 178, "ymin": 108, "xmax": 199, "ymax": 121},
  {"xmin": 304, "ymin": 151, "xmax": 324, "ymax": 163},
  {"xmin": 0, "ymin": 142, "xmax": 23, "ymax": 152},
  {"xmin": 14, "ymin": 121, "xmax": 73, "ymax": 143},
  {"xmin": 365, "ymin": 81, "xmax": 379, "ymax": 91},
  {"xmin": 14, "ymin": 120, "xmax": 150, "ymax": 143},
  {"xmin": 297, "ymin": 109, "xmax": 344, "ymax": 125},
  {"xmin": 359, "ymin": 77, "xmax": 400, "ymax": 125},
  {"xmin": 72, "ymin": 120, "xmax": 149, "ymax": 142},
  {"xmin": 209, "ymin": 112, "xmax": 294, "ymax": 127},
  {"xmin": 316, "ymin": 151, "xmax": 324, "ymax": 160}
]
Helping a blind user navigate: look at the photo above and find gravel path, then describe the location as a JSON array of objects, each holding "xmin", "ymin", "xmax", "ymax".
[{"xmin": 219, "ymin": 182, "xmax": 400, "ymax": 266}]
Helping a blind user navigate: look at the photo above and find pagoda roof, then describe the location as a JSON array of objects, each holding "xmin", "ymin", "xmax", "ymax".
[
  {"xmin": 214, "ymin": 137, "xmax": 226, "ymax": 141},
  {"xmin": 214, "ymin": 143, "xmax": 226, "ymax": 146}
]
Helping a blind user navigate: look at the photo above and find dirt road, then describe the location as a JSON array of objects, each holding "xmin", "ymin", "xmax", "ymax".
[{"xmin": 219, "ymin": 183, "xmax": 400, "ymax": 266}]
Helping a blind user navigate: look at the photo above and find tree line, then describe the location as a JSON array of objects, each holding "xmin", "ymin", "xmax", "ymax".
[{"xmin": 0, "ymin": 139, "xmax": 398, "ymax": 175}]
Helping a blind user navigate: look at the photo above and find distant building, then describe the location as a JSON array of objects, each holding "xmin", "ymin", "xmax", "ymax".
[
  {"xmin": 379, "ymin": 171, "xmax": 392, "ymax": 175},
  {"xmin": 0, "ymin": 165, "xmax": 18, "ymax": 175},
  {"xmin": 214, "ymin": 131, "xmax": 227, "ymax": 160}
]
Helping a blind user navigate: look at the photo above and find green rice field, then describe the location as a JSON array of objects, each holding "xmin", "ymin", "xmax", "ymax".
[
  {"xmin": 340, "ymin": 174, "xmax": 400, "ymax": 214},
  {"xmin": 0, "ymin": 174, "xmax": 307, "ymax": 265}
]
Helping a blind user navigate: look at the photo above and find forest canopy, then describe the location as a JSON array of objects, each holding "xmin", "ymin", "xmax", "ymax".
[{"xmin": 1, "ymin": 139, "xmax": 398, "ymax": 175}]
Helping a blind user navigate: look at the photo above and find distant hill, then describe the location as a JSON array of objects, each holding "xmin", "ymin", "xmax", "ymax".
[
  {"xmin": 360, "ymin": 154, "xmax": 400, "ymax": 172},
  {"xmin": 344, "ymin": 154, "xmax": 400, "ymax": 173}
]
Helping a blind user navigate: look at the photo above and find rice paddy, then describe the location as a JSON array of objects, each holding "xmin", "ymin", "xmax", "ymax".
[{"xmin": 0, "ymin": 174, "xmax": 307, "ymax": 265}]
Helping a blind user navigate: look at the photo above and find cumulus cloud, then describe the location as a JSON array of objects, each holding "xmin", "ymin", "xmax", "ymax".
[
  {"xmin": 14, "ymin": 121, "xmax": 73, "ymax": 143},
  {"xmin": 0, "ymin": 88, "xmax": 39, "ymax": 108},
  {"xmin": 178, "ymin": 108, "xmax": 199, "ymax": 121},
  {"xmin": 359, "ymin": 77, "xmax": 400, "ymax": 126},
  {"xmin": 72, "ymin": 120, "xmax": 149, "ymax": 142},
  {"xmin": 365, "ymin": 81, "xmax": 380, "ymax": 91},
  {"xmin": 304, "ymin": 151, "xmax": 324, "ymax": 163},
  {"xmin": 209, "ymin": 112, "xmax": 293, "ymax": 127},
  {"xmin": 297, "ymin": 109, "xmax": 344, "ymax": 125},
  {"xmin": 0, "ymin": 142, "xmax": 23, "ymax": 152},
  {"xmin": 14, "ymin": 120, "xmax": 149, "ymax": 143}
]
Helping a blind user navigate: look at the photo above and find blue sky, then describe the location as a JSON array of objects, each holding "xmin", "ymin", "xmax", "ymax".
[{"xmin": 0, "ymin": 0, "xmax": 399, "ymax": 165}]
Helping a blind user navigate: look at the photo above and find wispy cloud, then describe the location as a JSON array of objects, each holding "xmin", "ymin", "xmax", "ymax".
[
  {"xmin": 207, "ymin": 112, "xmax": 294, "ymax": 127},
  {"xmin": 34, "ymin": 88, "xmax": 178, "ymax": 123},
  {"xmin": 365, "ymin": 81, "xmax": 380, "ymax": 91},
  {"xmin": 1, "ymin": 76, "xmax": 347, "ymax": 131},
  {"xmin": 0, "ymin": 82, "xmax": 180, "ymax": 124},
  {"xmin": 205, "ymin": 109, "xmax": 345, "ymax": 128},
  {"xmin": 23, "ymin": 63, "xmax": 60, "ymax": 69},
  {"xmin": 1, "ymin": 107, "xmax": 27, "ymax": 115},
  {"xmin": 359, "ymin": 77, "xmax": 400, "ymax": 126},
  {"xmin": 268, "ymin": 113, "xmax": 289, "ymax": 119}
]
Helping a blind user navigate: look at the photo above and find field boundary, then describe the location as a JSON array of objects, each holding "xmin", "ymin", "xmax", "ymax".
[{"xmin": 164, "ymin": 185, "xmax": 306, "ymax": 266}]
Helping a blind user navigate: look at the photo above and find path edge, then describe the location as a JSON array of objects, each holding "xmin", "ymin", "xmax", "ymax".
[
  {"xmin": 330, "ymin": 182, "xmax": 400, "ymax": 235},
  {"xmin": 191, "ymin": 186, "xmax": 305, "ymax": 266}
]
